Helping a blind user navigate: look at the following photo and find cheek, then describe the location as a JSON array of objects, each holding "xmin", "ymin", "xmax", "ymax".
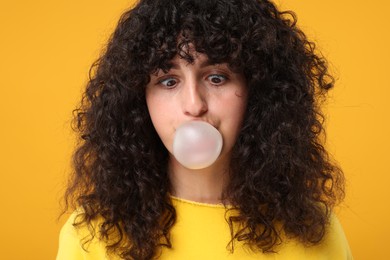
[
  {"xmin": 146, "ymin": 94, "xmax": 176, "ymax": 149},
  {"xmin": 146, "ymin": 90, "xmax": 165, "ymax": 120},
  {"xmin": 146, "ymin": 94, "xmax": 162, "ymax": 129},
  {"xmin": 216, "ymin": 92, "xmax": 247, "ymax": 147},
  {"xmin": 219, "ymin": 90, "xmax": 247, "ymax": 122}
]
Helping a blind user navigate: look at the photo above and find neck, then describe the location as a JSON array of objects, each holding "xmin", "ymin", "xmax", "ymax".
[{"xmin": 168, "ymin": 154, "xmax": 230, "ymax": 204}]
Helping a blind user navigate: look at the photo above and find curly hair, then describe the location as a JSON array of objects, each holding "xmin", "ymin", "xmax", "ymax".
[{"xmin": 64, "ymin": 0, "xmax": 345, "ymax": 259}]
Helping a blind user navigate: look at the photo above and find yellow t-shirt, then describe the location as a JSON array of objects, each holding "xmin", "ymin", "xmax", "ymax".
[{"xmin": 57, "ymin": 196, "xmax": 353, "ymax": 259}]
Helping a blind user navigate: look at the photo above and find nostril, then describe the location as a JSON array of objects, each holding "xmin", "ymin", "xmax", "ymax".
[{"xmin": 184, "ymin": 103, "xmax": 208, "ymax": 117}]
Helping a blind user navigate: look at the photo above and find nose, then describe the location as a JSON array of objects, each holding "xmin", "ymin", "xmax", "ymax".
[{"xmin": 181, "ymin": 80, "xmax": 208, "ymax": 117}]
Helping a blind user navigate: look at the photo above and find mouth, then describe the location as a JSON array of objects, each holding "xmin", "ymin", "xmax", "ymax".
[{"xmin": 176, "ymin": 120, "xmax": 219, "ymax": 131}]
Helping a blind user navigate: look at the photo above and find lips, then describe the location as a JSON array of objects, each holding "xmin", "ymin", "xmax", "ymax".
[{"xmin": 176, "ymin": 119, "xmax": 218, "ymax": 130}]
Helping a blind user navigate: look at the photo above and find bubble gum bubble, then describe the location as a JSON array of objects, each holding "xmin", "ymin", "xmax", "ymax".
[{"xmin": 173, "ymin": 121, "xmax": 223, "ymax": 169}]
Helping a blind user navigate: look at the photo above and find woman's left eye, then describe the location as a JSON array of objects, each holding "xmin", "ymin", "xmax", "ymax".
[{"xmin": 208, "ymin": 74, "xmax": 227, "ymax": 85}]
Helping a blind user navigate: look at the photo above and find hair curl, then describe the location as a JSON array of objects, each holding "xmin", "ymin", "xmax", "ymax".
[{"xmin": 64, "ymin": 0, "xmax": 345, "ymax": 259}]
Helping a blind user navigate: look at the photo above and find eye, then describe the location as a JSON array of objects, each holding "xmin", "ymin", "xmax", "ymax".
[
  {"xmin": 159, "ymin": 77, "xmax": 177, "ymax": 88},
  {"xmin": 208, "ymin": 74, "xmax": 227, "ymax": 85}
]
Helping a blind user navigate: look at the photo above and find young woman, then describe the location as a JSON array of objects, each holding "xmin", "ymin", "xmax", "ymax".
[{"xmin": 57, "ymin": 0, "xmax": 352, "ymax": 259}]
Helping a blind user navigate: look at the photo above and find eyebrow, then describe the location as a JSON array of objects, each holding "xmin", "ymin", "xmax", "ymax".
[
  {"xmin": 169, "ymin": 58, "xmax": 219, "ymax": 70},
  {"xmin": 199, "ymin": 59, "xmax": 215, "ymax": 68}
]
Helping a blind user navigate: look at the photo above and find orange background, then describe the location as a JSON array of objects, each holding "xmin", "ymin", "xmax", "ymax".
[{"xmin": 0, "ymin": 0, "xmax": 388, "ymax": 259}]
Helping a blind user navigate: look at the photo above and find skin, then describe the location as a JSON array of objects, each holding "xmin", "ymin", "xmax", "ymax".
[{"xmin": 145, "ymin": 52, "xmax": 248, "ymax": 204}]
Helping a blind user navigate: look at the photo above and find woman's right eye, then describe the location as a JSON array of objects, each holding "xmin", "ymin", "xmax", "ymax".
[{"xmin": 159, "ymin": 77, "xmax": 177, "ymax": 88}]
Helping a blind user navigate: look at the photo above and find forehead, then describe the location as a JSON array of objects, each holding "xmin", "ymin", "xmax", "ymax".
[
  {"xmin": 169, "ymin": 51, "xmax": 212, "ymax": 67},
  {"xmin": 152, "ymin": 52, "xmax": 233, "ymax": 76}
]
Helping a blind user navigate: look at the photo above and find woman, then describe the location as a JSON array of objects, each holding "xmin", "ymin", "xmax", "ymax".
[{"xmin": 57, "ymin": 0, "xmax": 352, "ymax": 259}]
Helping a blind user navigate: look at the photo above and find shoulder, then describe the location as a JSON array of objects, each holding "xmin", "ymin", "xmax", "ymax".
[
  {"xmin": 321, "ymin": 213, "xmax": 353, "ymax": 259},
  {"xmin": 56, "ymin": 211, "xmax": 112, "ymax": 260},
  {"xmin": 279, "ymin": 213, "xmax": 353, "ymax": 260}
]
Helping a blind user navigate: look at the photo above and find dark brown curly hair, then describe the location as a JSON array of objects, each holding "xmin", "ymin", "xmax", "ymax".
[{"xmin": 64, "ymin": 0, "xmax": 345, "ymax": 259}]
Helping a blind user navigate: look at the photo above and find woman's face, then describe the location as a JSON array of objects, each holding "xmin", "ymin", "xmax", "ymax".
[{"xmin": 145, "ymin": 52, "xmax": 248, "ymax": 166}]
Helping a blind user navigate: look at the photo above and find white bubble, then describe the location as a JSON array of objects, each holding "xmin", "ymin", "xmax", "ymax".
[{"xmin": 173, "ymin": 121, "xmax": 223, "ymax": 169}]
